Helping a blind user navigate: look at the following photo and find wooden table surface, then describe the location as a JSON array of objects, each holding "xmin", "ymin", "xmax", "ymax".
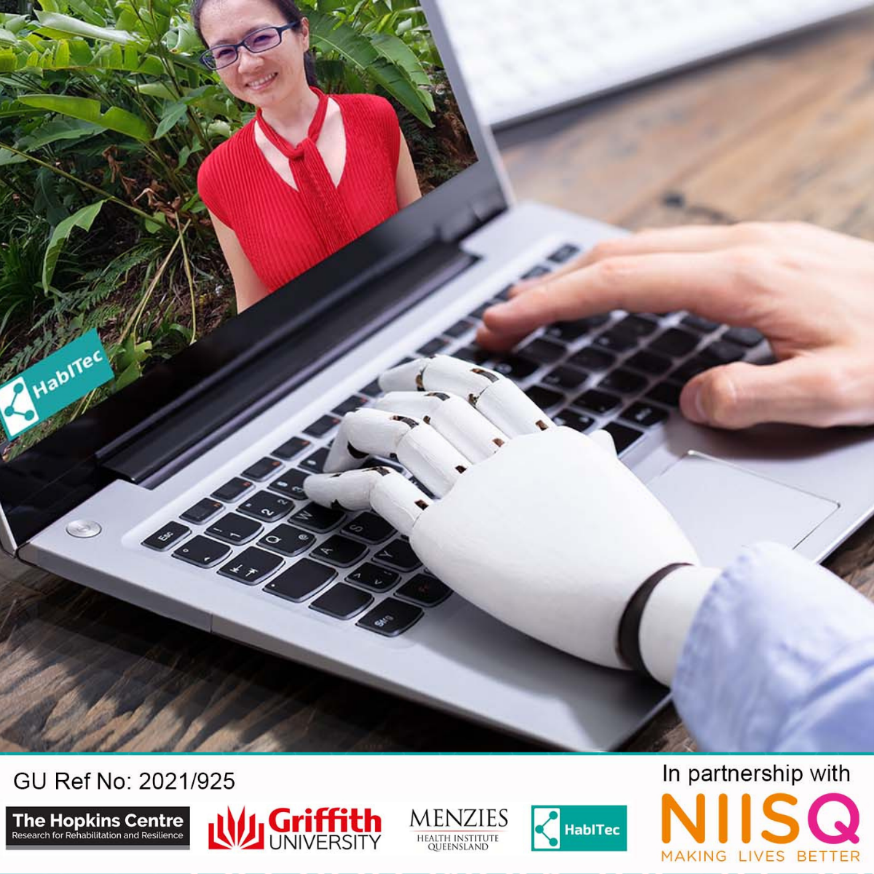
[{"xmin": 2, "ymin": 10, "xmax": 873, "ymax": 752}]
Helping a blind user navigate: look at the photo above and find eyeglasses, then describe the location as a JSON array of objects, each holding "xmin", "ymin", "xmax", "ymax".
[{"xmin": 201, "ymin": 23, "xmax": 300, "ymax": 71}]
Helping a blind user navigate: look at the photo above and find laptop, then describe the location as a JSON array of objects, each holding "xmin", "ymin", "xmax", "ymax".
[
  {"xmin": 437, "ymin": 0, "xmax": 874, "ymax": 128},
  {"xmin": 2, "ymin": 0, "xmax": 873, "ymax": 752}
]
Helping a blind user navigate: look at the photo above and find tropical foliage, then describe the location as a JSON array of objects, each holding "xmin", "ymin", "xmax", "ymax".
[{"xmin": 0, "ymin": 0, "xmax": 474, "ymax": 459}]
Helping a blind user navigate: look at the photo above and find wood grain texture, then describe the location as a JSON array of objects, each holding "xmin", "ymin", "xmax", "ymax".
[{"xmin": 3, "ymin": 9, "xmax": 874, "ymax": 752}]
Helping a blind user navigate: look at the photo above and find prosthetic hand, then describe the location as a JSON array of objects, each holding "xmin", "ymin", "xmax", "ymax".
[{"xmin": 305, "ymin": 355, "xmax": 721, "ymax": 685}]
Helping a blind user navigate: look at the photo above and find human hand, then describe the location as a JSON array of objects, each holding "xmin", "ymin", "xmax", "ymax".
[
  {"xmin": 478, "ymin": 223, "xmax": 874, "ymax": 429},
  {"xmin": 304, "ymin": 355, "xmax": 718, "ymax": 684}
]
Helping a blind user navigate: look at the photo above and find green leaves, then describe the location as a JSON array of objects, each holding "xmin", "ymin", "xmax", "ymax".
[
  {"xmin": 17, "ymin": 93, "xmax": 154, "ymax": 140},
  {"xmin": 113, "ymin": 334, "xmax": 152, "ymax": 391},
  {"xmin": 154, "ymin": 99, "xmax": 188, "ymax": 138},
  {"xmin": 34, "ymin": 11, "xmax": 141, "ymax": 45},
  {"xmin": 42, "ymin": 200, "xmax": 105, "ymax": 292}
]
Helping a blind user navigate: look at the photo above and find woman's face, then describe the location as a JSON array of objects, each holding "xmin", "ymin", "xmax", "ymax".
[{"xmin": 199, "ymin": 0, "xmax": 310, "ymax": 110}]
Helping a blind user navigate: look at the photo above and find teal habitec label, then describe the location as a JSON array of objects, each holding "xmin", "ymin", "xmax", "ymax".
[
  {"xmin": 0, "ymin": 329, "xmax": 113, "ymax": 441},
  {"xmin": 531, "ymin": 804, "xmax": 627, "ymax": 852}
]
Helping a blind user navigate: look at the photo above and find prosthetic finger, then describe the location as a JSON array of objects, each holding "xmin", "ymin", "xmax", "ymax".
[
  {"xmin": 324, "ymin": 408, "xmax": 470, "ymax": 497},
  {"xmin": 379, "ymin": 355, "xmax": 553, "ymax": 437},
  {"xmin": 375, "ymin": 391, "xmax": 508, "ymax": 463},
  {"xmin": 588, "ymin": 428, "xmax": 618, "ymax": 458},
  {"xmin": 304, "ymin": 467, "xmax": 429, "ymax": 536}
]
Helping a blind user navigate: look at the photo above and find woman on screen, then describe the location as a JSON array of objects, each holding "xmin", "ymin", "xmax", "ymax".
[{"xmin": 194, "ymin": 0, "xmax": 422, "ymax": 311}]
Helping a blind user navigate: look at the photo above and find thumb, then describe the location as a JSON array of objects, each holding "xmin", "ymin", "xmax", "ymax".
[{"xmin": 680, "ymin": 358, "xmax": 837, "ymax": 429}]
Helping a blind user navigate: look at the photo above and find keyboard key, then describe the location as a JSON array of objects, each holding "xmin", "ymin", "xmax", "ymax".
[
  {"xmin": 625, "ymin": 350, "xmax": 672, "ymax": 376},
  {"xmin": 526, "ymin": 385, "xmax": 564, "ymax": 410},
  {"xmin": 143, "ymin": 521, "xmax": 190, "ymax": 551},
  {"xmin": 521, "ymin": 264, "xmax": 551, "ymax": 279},
  {"xmin": 494, "ymin": 284, "xmax": 513, "ymax": 301},
  {"xmin": 553, "ymin": 408, "xmax": 595, "ymax": 432},
  {"xmin": 468, "ymin": 300, "xmax": 494, "ymax": 320},
  {"xmin": 444, "ymin": 318, "xmax": 475, "ymax": 338},
  {"xmin": 622, "ymin": 402, "xmax": 669, "ymax": 428},
  {"xmin": 701, "ymin": 339, "xmax": 746, "ymax": 364},
  {"xmin": 681, "ymin": 314, "xmax": 721, "ymax": 333},
  {"xmin": 582, "ymin": 314, "xmax": 611, "ymax": 329},
  {"xmin": 722, "ymin": 326, "xmax": 764, "ymax": 347},
  {"xmin": 269, "ymin": 468, "xmax": 308, "ymax": 501},
  {"xmin": 312, "ymin": 534, "xmax": 368, "ymax": 567},
  {"xmin": 574, "ymin": 389, "xmax": 621, "ymax": 415},
  {"xmin": 548, "ymin": 243, "xmax": 581, "ymax": 263},
  {"xmin": 545, "ymin": 319, "xmax": 592, "ymax": 342},
  {"xmin": 359, "ymin": 379, "xmax": 382, "ymax": 397},
  {"xmin": 219, "ymin": 547, "xmax": 283, "ymax": 585},
  {"xmin": 671, "ymin": 356, "xmax": 715, "ymax": 383},
  {"xmin": 265, "ymin": 559, "xmax": 336, "ymax": 602},
  {"xmin": 310, "ymin": 583, "xmax": 373, "ymax": 619},
  {"xmin": 357, "ymin": 599, "xmax": 423, "ymax": 637},
  {"xmin": 569, "ymin": 347, "xmax": 615, "ymax": 371},
  {"xmin": 272, "ymin": 436, "xmax": 311, "ymax": 460},
  {"xmin": 491, "ymin": 355, "xmax": 539, "ymax": 380},
  {"xmin": 347, "ymin": 562, "xmax": 400, "ymax": 592},
  {"xmin": 416, "ymin": 337, "xmax": 449, "ymax": 357},
  {"xmin": 172, "ymin": 535, "xmax": 230, "ymax": 568},
  {"xmin": 206, "ymin": 513, "xmax": 263, "ymax": 545},
  {"xmin": 298, "ymin": 447, "xmax": 329, "ymax": 474},
  {"xmin": 454, "ymin": 345, "xmax": 492, "ymax": 365},
  {"xmin": 602, "ymin": 421, "xmax": 644, "ymax": 454},
  {"xmin": 332, "ymin": 394, "xmax": 368, "ymax": 416},
  {"xmin": 615, "ymin": 314, "xmax": 658, "ymax": 337},
  {"xmin": 342, "ymin": 512, "xmax": 395, "ymax": 543},
  {"xmin": 212, "ymin": 477, "xmax": 254, "ymax": 502},
  {"xmin": 304, "ymin": 414, "xmax": 341, "ymax": 438},
  {"xmin": 181, "ymin": 498, "xmax": 223, "ymax": 524},
  {"xmin": 593, "ymin": 329, "xmax": 638, "ymax": 353},
  {"xmin": 257, "ymin": 524, "xmax": 315, "ymax": 556},
  {"xmin": 238, "ymin": 491, "xmax": 294, "ymax": 522},
  {"xmin": 291, "ymin": 503, "xmax": 346, "ymax": 532},
  {"xmin": 397, "ymin": 574, "xmax": 452, "ymax": 607},
  {"xmin": 649, "ymin": 329, "xmax": 699, "ymax": 357},
  {"xmin": 242, "ymin": 457, "xmax": 283, "ymax": 481},
  {"xmin": 519, "ymin": 337, "xmax": 566, "ymax": 365},
  {"xmin": 646, "ymin": 381, "xmax": 683, "ymax": 407},
  {"xmin": 374, "ymin": 538, "xmax": 421, "ymax": 572},
  {"xmin": 599, "ymin": 369, "xmax": 647, "ymax": 394},
  {"xmin": 542, "ymin": 364, "xmax": 588, "ymax": 391}
]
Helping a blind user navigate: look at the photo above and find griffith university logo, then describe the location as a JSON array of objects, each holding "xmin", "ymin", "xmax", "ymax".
[
  {"xmin": 208, "ymin": 807, "xmax": 265, "ymax": 850},
  {"xmin": 0, "ymin": 378, "xmax": 39, "ymax": 439}
]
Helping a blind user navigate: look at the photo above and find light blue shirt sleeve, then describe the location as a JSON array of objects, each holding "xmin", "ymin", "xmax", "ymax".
[{"xmin": 672, "ymin": 542, "xmax": 874, "ymax": 752}]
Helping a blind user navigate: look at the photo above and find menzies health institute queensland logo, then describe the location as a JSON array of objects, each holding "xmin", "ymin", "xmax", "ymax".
[
  {"xmin": 207, "ymin": 806, "xmax": 381, "ymax": 851},
  {"xmin": 532, "ymin": 805, "xmax": 627, "ymax": 852}
]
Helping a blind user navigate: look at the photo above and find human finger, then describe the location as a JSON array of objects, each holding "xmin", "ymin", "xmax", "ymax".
[
  {"xmin": 375, "ymin": 391, "xmax": 508, "ymax": 463},
  {"xmin": 379, "ymin": 355, "xmax": 553, "ymax": 436},
  {"xmin": 482, "ymin": 250, "xmax": 764, "ymax": 342},
  {"xmin": 680, "ymin": 357, "xmax": 845, "ymax": 429},
  {"xmin": 304, "ymin": 467, "xmax": 429, "ymax": 536},
  {"xmin": 324, "ymin": 408, "xmax": 470, "ymax": 496}
]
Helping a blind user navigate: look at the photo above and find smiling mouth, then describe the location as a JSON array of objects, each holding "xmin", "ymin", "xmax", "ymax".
[{"xmin": 247, "ymin": 72, "xmax": 278, "ymax": 90}]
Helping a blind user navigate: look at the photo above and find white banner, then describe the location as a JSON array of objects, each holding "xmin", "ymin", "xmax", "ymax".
[{"xmin": 0, "ymin": 754, "xmax": 867, "ymax": 871}]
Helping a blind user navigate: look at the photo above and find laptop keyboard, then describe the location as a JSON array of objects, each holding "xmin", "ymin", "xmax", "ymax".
[{"xmin": 141, "ymin": 242, "xmax": 766, "ymax": 637}]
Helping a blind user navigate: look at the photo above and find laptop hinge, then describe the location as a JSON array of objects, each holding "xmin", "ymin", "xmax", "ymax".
[{"xmin": 0, "ymin": 500, "xmax": 18, "ymax": 557}]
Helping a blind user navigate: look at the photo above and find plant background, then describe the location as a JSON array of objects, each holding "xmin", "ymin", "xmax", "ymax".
[{"xmin": 0, "ymin": 0, "xmax": 475, "ymax": 459}]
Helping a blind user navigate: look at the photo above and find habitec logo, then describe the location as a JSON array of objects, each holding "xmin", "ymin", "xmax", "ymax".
[
  {"xmin": 531, "ymin": 805, "xmax": 627, "ymax": 852},
  {"xmin": 208, "ymin": 808, "xmax": 265, "ymax": 850},
  {"xmin": 0, "ymin": 329, "xmax": 113, "ymax": 441}
]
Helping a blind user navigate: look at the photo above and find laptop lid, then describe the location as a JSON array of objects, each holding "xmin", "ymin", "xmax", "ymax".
[{"xmin": 0, "ymin": 0, "xmax": 509, "ymax": 549}]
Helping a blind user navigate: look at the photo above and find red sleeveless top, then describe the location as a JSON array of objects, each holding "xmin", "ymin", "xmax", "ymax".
[{"xmin": 198, "ymin": 88, "xmax": 401, "ymax": 291}]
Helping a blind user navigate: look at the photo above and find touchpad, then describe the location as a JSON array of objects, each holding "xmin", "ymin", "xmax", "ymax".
[{"xmin": 647, "ymin": 452, "xmax": 839, "ymax": 567}]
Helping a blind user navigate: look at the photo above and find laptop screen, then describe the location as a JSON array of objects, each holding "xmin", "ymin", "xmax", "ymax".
[{"xmin": 0, "ymin": 0, "xmax": 479, "ymax": 465}]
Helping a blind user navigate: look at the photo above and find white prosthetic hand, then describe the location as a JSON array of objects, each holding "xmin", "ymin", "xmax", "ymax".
[{"xmin": 305, "ymin": 355, "xmax": 721, "ymax": 685}]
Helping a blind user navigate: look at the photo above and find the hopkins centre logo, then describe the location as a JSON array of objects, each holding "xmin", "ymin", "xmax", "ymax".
[
  {"xmin": 0, "ymin": 329, "xmax": 113, "ymax": 440},
  {"xmin": 532, "ymin": 805, "xmax": 627, "ymax": 851},
  {"xmin": 208, "ymin": 808, "xmax": 265, "ymax": 850}
]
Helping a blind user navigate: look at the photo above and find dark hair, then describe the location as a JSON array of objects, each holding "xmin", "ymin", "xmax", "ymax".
[{"xmin": 192, "ymin": 0, "xmax": 318, "ymax": 86}]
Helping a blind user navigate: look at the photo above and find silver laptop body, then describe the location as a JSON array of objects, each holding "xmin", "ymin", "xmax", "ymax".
[{"xmin": 3, "ymin": 0, "xmax": 873, "ymax": 751}]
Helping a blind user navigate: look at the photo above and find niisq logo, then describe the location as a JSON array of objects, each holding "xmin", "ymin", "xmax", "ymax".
[
  {"xmin": 207, "ymin": 806, "xmax": 381, "ymax": 851},
  {"xmin": 410, "ymin": 808, "xmax": 508, "ymax": 852},
  {"xmin": 531, "ymin": 805, "xmax": 627, "ymax": 852},
  {"xmin": 0, "ymin": 329, "xmax": 112, "ymax": 440}
]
